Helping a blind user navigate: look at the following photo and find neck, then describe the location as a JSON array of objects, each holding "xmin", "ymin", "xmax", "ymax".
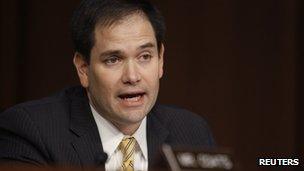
[{"xmin": 113, "ymin": 122, "xmax": 141, "ymax": 135}]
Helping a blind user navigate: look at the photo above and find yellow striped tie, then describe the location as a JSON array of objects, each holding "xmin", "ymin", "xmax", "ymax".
[{"xmin": 119, "ymin": 137, "xmax": 136, "ymax": 171}]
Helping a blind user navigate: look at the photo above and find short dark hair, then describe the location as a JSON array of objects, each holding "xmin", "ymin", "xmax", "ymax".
[{"xmin": 71, "ymin": 0, "xmax": 166, "ymax": 62}]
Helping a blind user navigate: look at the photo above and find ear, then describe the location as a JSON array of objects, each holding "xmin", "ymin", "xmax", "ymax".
[
  {"xmin": 158, "ymin": 43, "xmax": 165, "ymax": 78},
  {"xmin": 73, "ymin": 52, "xmax": 90, "ymax": 88}
]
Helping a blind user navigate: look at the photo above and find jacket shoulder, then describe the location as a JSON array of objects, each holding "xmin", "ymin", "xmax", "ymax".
[
  {"xmin": 152, "ymin": 104, "xmax": 208, "ymax": 125},
  {"xmin": 1, "ymin": 86, "xmax": 85, "ymax": 118},
  {"xmin": 151, "ymin": 104, "xmax": 215, "ymax": 146},
  {"xmin": 0, "ymin": 86, "xmax": 85, "ymax": 164}
]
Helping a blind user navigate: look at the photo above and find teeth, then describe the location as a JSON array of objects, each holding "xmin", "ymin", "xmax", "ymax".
[{"xmin": 123, "ymin": 95, "xmax": 141, "ymax": 102}]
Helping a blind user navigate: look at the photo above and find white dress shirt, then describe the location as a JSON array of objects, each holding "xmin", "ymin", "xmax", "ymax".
[{"xmin": 90, "ymin": 105, "xmax": 148, "ymax": 171}]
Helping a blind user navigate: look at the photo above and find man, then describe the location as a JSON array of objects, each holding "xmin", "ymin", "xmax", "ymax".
[{"xmin": 0, "ymin": 0, "xmax": 214, "ymax": 170}]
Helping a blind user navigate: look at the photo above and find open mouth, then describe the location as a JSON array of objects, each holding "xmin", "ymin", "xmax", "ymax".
[{"xmin": 118, "ymin": 92, "xmax": 146, "ymax": 102}]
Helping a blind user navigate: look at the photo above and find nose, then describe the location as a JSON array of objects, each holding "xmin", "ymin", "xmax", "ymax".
[{"xmin": 121, "ymin": 60, "xmax": 141, "ymax": 85}]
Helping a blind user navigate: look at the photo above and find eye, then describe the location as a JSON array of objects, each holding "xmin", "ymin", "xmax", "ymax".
[
  {"xmin": 104, "ymin": 56, "xmax": 121, "ymax": 65},
  {"xmin": 139, "ymin": 54, "xmax": 152, "ymax": 62}
]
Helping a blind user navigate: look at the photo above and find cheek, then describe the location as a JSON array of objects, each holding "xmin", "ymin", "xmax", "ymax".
[
  {"xmin": 89, "ymin": 67, "xmax": 120, "ymax": 97},
  {"xmin": 142, "ymin": 65, "xmax": 160, "ymax": 88}
]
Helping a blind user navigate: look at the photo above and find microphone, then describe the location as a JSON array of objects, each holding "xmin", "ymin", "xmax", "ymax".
[{"xmin": 95, "ymin": 152, "xmax": 108, "ymax": 167}]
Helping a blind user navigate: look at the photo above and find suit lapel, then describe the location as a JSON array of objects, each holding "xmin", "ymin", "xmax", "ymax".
[
  {"xmin": 147, "ymin": 108, "xmax": 169, "ymax": 169},
  {"xmin": 68, "ymin": 88, "xmax": 105, "ymax": 166}
]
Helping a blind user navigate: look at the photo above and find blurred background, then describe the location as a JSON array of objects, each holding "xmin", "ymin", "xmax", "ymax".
[{"xmin": 0, "ymin": 0, "xmax": 303, "ymax": 171}]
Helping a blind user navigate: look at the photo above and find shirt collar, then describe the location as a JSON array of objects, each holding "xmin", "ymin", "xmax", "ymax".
[
  {"xmin": 133, "ymin": 116, "xmax": 148, "ymax": 160},
  {"xmin": 90, "ymin": 104, "xmax": 148, "ymax": 160}
]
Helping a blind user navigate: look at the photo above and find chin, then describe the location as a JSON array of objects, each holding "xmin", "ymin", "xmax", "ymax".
[{"xmin": 120, "ymin": 110, "xmax": 147, "ymax": 123}]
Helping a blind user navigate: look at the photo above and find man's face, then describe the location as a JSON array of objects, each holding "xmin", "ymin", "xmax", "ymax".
[{"xmin": 75, "ymin": 14, "xmax": 164, "ymax": 129}]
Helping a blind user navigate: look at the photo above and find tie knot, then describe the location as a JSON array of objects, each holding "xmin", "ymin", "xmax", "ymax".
[{"xmin": 119, "ymin": 137, "xmax": 136, "ymax": 154}]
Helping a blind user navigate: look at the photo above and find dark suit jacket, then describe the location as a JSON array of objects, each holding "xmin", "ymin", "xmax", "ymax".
[{"xmin": 0, "ymin": 86, "xmax": 214, "ymax": 169}]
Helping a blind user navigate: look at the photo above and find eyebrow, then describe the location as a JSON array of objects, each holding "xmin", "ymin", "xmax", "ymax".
[
  {"xmin": 138, "ymin": 42, "xmax": 155, "ymax": 50},
  {"xmin": 99, "ymin": 42, "xmax": 156, "ymax": 59},
  {"xmin": 99, "ymin": 50, "xmax": 122, "ymax": 59}
]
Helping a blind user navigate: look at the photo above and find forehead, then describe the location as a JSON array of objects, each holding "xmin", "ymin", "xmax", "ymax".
[{"xmin": 93, "ymin": 13, "xmax": 157, "ymax": 49}]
